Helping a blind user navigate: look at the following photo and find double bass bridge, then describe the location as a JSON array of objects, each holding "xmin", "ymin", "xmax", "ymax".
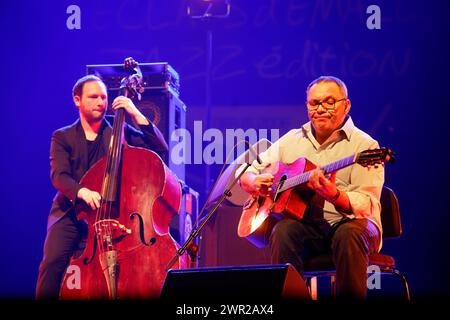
[
  {"xmin": 94, "ymin": 219, "xmax": 132, "ymax": 300},
  {"xmin": 94, "ymin": 219, "xmax": 132, "ymax": 244}
]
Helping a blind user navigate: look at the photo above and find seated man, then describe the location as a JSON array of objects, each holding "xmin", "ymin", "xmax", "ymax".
[{"xmin": 238, "ymin": 76, "xmax": 383, "ymax": 299}]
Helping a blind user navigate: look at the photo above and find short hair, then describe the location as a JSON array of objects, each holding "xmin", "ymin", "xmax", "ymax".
[
  {"xmin": 306, "ymin": 76, "xmax": 348, "ymax": 98},
  {"xmin": 72, "ymin": 75, "xmax": 104, "ymax": 98}
]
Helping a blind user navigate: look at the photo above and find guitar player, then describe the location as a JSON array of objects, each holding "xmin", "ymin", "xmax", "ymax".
[{"xmin": 238, "ymin": 76, "xmax": 384, "ymax": 299}]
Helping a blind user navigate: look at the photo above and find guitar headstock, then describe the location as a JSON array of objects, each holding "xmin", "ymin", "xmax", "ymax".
[{"xmin": 356, "ymin": 148, "xmax": 395, "ymax": 168}]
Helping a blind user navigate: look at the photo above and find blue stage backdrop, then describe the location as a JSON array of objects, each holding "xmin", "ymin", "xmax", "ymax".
[{"xmin": 0, "ymin": 0, "xmax": 449, "ymax": 298}]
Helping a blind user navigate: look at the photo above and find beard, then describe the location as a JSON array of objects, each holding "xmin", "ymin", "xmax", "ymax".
[{"xmin": 83, "ymin": 108, "xmax": 105, "ymax": 123}]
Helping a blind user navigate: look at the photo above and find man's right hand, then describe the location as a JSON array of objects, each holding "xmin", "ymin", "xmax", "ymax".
[
  {"xmin": 241, "ymin": 172, "xmax": 274, "ymax": 197},
  {"xmin": 77, "ymin": 187, "xmax": 101, "ymax": 210},
  {"xmin": 253, "ymin": 173, "xmax": 275, "ymax": 197}
]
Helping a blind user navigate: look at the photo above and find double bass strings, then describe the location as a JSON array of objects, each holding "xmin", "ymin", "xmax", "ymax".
[{"xmin": 95, "ymin": 107, "xmax": 125, "ymax": 254}]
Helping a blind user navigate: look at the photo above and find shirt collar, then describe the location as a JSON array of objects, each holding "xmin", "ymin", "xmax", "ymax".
[{"xmin": 339, "ymin": 116, "xmax": 355, "ymax": 140}]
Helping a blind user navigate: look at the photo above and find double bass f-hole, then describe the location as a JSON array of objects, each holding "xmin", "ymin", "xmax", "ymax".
[
  {"xmin": 130, "ymin": 212, "xmax": 156, "ymax": 246},
  {"xmin": 83, "ymin": 238, "xmax": 97, "ymax": 265}
]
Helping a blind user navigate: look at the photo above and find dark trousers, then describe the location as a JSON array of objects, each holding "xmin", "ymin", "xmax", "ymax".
[
  {"xmin": 35, "ymin": 213, "xmax": 86, "ymax": 299},
  {"xmin": 270, "ymin": 218, "xmax": 380, "ymax": 299}
]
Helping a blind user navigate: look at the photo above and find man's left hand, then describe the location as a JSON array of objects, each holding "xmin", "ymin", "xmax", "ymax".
[
  {"xmin": 307, "ymin": 167, "xmax": 339, "ymax": 203},
  {"xmin": 111, "ymin": 96, "xmax": 149, "ymax": 125}
]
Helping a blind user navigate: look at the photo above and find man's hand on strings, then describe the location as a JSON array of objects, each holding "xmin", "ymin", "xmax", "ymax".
[
  {"xmin": 77, "ymin": 187, "xmax": 101, "ymax": 210},
  {"xmin": 111, "ymin": 96, "xmax": 149, "ymax": 125},
  {"xmin": 307, "ymin": 167, "xmax": 339, "ymax": 203},
  {"xmin": 252, "ymin": 173, "xmax": 274, "ymax": 197}
]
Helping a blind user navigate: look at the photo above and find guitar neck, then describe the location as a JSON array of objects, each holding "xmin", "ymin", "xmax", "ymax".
[{"xmin": 279, "ymin": 154, "xmax": 356, "ymax": 192}]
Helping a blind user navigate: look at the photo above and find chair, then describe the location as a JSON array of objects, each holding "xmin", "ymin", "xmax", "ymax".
[{"xmin": 302, "ymin": 186, "xmax": 410, "ymax": 300}]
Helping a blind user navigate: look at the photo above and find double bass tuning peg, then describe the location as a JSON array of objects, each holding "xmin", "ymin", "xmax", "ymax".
[{"xmin": 124, "ymin": 57, "xmax": 138, "ymax": 71}]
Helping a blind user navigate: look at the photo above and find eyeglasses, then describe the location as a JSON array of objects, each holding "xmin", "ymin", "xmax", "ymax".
[{"xmin": 305, "ymin": 98, "xmax": 347, "ymax": 111}]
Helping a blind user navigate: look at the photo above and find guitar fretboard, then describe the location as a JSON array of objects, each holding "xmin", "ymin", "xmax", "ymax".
[{"xmin": 279, "ymin": 154, "xmax": 356, "ymax": 192}]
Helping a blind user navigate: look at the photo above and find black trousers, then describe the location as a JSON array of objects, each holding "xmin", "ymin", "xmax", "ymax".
[
  {"xmin": 270, "ymin": 218, "xmax": 380, "ymax": 299},
  {"xmin": 35, "ymin": 212, "xmax": 86, "ymax": 299}
]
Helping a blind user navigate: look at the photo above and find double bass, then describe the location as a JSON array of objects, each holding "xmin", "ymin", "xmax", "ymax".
[{"xmin": 60, "ymin": 58, "xmax": 187, "ymax": 299}]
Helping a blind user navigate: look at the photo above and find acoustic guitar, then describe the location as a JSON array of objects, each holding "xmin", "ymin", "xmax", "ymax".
[{"xmin": 237, "ymin": 148, "xmax": 395, "ymax": 248}]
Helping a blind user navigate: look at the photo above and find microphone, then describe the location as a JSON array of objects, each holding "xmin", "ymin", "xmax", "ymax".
[{"xmin": 245, "ymin": 141, "xmax": 263, "ymax": 164}]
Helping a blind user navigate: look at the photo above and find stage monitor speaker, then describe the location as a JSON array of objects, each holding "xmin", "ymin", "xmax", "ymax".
[
  {"xmin": 103, "ymin": 90, "xmax": 186, "ymax": 182},
  {"xmin": 134, "ymin": 91, "xmax": 186, "ymax": 182},
  {"xmin": 86, "ymin": 63, "xmax": 186, "ymax": 182},
  {"xmin": 160, "ymin": 264, "xmax": 311, "ymax": 300}
]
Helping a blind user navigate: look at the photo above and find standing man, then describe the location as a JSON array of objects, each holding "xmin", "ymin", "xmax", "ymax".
[
  {"xmin": 36, "ymin": 75, "xmax": 168, "ymax": 299},
  {"xmin": 239, "ymin": 76, "xmax": 384, "ymax": 299}
]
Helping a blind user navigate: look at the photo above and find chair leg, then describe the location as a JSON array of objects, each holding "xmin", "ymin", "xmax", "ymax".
[
  {"xmin": 330, "ymin": 275, "xmax": 336, "ymax": 299},
  {"xmin": 307, "ymin": 277, "xmax": 318, "ymax": 300},
  {"xmin": 391, "ymin": 269, "xmax": 411, "ymax": 301}
]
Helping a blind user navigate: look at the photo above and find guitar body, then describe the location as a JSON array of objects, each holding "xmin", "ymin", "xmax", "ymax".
[{"xmin": 237, "ymin": 157, "xmax": 316, "ymax": 248}]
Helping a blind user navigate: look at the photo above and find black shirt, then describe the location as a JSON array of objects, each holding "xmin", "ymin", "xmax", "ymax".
[{"xmin": 86, "ymin": 137, "xmax": 104, "ymax": 168}]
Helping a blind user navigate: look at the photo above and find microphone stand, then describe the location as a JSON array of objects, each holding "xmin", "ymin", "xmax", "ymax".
[{"xmin": 165, "ymin": 162, "xmax": 252, "ymax": 271}]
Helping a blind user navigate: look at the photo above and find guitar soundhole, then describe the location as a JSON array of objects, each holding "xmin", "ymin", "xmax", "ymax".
[
  {"xmin": 257, "ymin": 196, "xmax": 265, "ymax": 206},
  {"xmin": 273, "ymin": 175, "xmax": 287, "ymax": 202}
]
